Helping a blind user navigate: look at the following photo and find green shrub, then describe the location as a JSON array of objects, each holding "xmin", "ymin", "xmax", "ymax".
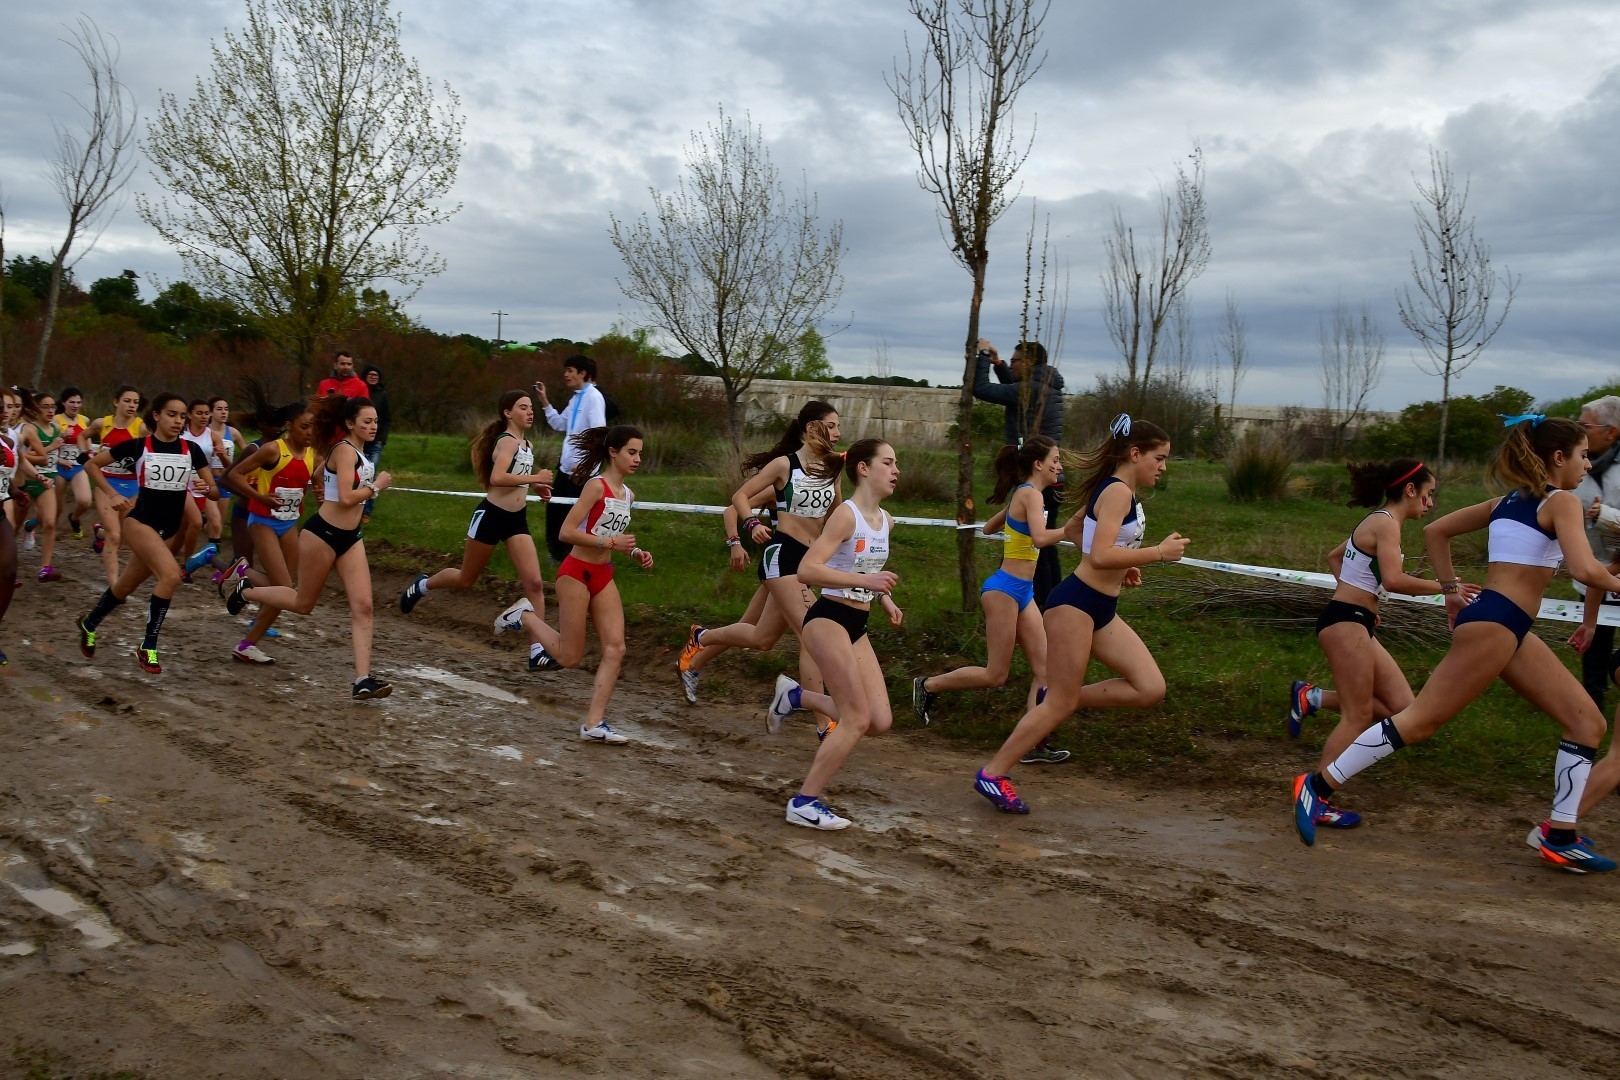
[{"xmin": 1224, "ymin": 430, "xmax": 1295, "ymax": 502}]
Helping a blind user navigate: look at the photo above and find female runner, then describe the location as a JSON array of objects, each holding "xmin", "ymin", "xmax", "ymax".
[
  {"xmin": 1292, "ymin": 416, "xmax": 1620, "ymax": 872},
  {"xmin": 400, "ymin": 391, "xmax": 554, "ymax": 657},
  {"xmin": 502, "ymin": 425, "xmax": 652, "ymax": 743},
  {"xmin": 763, "ymin": 439, "xmax": 902, "ymax": 830},
  {"xmin": 912, "ymin": 436, "xmax": 1063, "ymax": 728},
  {"xmin": 77, "ymin": 393, "xmax": 218, "ymax": 674},
  {"xmin": 54, "ymin": 388, "xmax": 92, "ymax": 540},
  {"xmin": 176, "ymin": 399, "xmax": 220, "ymax": 574},
  {"xmin": 222, "ymin": 386, "xmax": 290, "ymax": 580},
  {"xmin": 18, "ymin": 390, "xmax": 64, "ymax": 581},
  {"xmin": 78, "ymin": 385, "xmax": 144, "ymax": 586},
  {"xmin": 1284, "ymin": 460, "xmax": 1470, "ymax": 831},
  {"xmin": 219, "ymin": 400, "xmax": 318, "ymax": 663},
  {"xmin": 675, "ymin": 492, "xmax": 778, "ymax": 705},
  {"xmin": 226, "ymin": 394, "xmax": 393, "ymax": 699},
  {"xmin": 1, "ymin": 390, "xmax": 46, "ymax": 664},
  {"xmin": 973, "ymin": 415, "xmax": 1189, "ymax": 814},
  {"xmin": 680, "ymin": 403, "xmax": 841, "ymax": 729}
]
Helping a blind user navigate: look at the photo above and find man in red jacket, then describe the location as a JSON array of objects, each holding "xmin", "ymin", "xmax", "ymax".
[{"xmin": 317, "ymin": 350, "xmax": 368, "ymax": 398}]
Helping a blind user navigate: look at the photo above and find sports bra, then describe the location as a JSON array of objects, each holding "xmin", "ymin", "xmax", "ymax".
[
  {"xmin": 1338, "ymin": 510, "xmax": 1392, "ymax": 595},
  {"xmin": 206, "ymin": 426, "xmax": 238, "ymax": 470},
  {"xmin": 323, "ymin": 441, "xmax": 375, "ymax": 503},
  {"xmin": 586, "ymin": 478, "xmax": 633, "ymax": 541},
  {"xmin": 98, "ymin": 416, "xmax": 144, "ymax": 477},
  {"xmin": 1080, "ymin": 476, "xmax": 1146, "ymax": 554},
  {"xmin": 495, "ymin": 432, "xmax": 534, "ymax": 477},
  {"xmin": 778, "ymin": 451, "xmax": 837, "ymax": 519},
  {"xmin": 249, "ymin": 439, "xmax": 316, "ymax": 520},
  {"xmin": 1487, "ymin": 487, "xmax": 1563, "ymax": 569},
  {"xmin": 822, "ymin": 503, "xmax": 891, "ymax": 604},
  {"xmin": 1002, "ymin": 484, "xmax": 1037, "ymax": 562}
]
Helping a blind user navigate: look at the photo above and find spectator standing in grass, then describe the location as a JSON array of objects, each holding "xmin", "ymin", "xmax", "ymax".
[
  {"xmin": 534, "ymin": 356, "xmax": 606, "ymax": 564},
  {"xmin": 1571, "ymin": 395, "xmax": 1620, "ymax": 708},
  {"xmin": 317, "ymin": 350, "xmax": 368, "ymax": 399},
  {"xmin": 972, "ymin": 338, "xmax": 1066, "ymax": 607}
]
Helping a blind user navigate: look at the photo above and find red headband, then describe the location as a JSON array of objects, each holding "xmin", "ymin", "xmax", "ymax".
[{"xmin": 1389, "ymin": 462, "xmax": 1426, "ymax": 489}]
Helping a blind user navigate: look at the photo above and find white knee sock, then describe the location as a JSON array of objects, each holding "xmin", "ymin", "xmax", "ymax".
[
  {"xmin": 1551, "ymin": 740, "xmax": 1597, "ymax": 826},
  {"xmin": 1325, "ymin": 718, "xmax": 1406, "ymax": 786}
]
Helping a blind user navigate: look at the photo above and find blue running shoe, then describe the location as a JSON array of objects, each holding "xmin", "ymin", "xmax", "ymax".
[
  {"xmin": 1539, "ymin": 836, "xmax": 1618, "ymax": 874},
  {"xmin": 1287, "ymin": 680, "xmax": 1318, "ymax": 739},
  {"xmin": 184, "ymin": 543, "xmax": 218, "ymax": 575},
  {"xmin": 974, "ymin": 770, "xmax": 1029, "ymax": 814},
  {"xmin": 1525, "ymin": 819, "xmax": 1592, "ymax": 851},
  {"xmin": 1315, "ymin": 800, "xmax": 1361, "ymax": 829},
  {"xmin": 1292, "ymin": 773, "xmax": 1320, "ymax": 846}
]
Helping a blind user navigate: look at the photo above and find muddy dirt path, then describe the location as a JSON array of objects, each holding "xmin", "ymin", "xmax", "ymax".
[{"xmin": 3, "ymin": 541, "xmax": 1620, "ymax": 1078}]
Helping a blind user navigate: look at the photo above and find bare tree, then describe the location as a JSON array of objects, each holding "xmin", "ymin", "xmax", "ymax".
[
  {"xmin": 868, "ymin": 337, "xmax": 896, "ymax": 443},
  {"xmin": 1396, "ymin": 147, "xmax": 1518, "ymax": 469},
  {"xmin": 1320, "ymin": 299, "xmax": 1386, "ymax": 458},
  {"xmin": 1101, "ymin": 144, "xmax": 1210, "ymax": 413},
  {"xmin": 889, "ymin": 0, "xmax": 1048, "ymax": 608},
  {"xmin": 1208, "ymin": 291, "xmax": 1247, "ymax": 450},
  {"xmin": 141, "ymin": 0, "xmax": 463, "ymax": 392},
  {"xmin": 610, "ymin": 109, "xmax": 844, "ymax": 446},
  {"xmin": 1016, "ymin": 202, "xmax": 1069, "ymax": 434},
  {"xmin": 34, "ymin": 17, "xmax": 138, "ymax": 385}
]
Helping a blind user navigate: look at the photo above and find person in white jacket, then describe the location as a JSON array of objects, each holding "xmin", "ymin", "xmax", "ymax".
[
  {"xmin": 534, "ymin": 356, "xmax": 606, "ymax": 563},
  {"xmin": 1572, "ymin": 395, "xmax": 1620, "ymax": 707}
]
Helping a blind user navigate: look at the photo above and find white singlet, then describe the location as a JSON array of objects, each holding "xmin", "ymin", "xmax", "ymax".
[{"xmin": 821, "ymin": 503, "xmax": 891, "ymax": 604}]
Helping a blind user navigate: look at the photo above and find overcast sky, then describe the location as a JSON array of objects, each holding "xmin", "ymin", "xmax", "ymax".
[{"xmin": 4, "ymin": 0, "xmax": 1618, "ymax": 410}]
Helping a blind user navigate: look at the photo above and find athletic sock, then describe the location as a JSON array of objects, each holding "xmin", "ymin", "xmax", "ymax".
[
  {"xmin": 143, "ymin": 596, "xmax": 171, "ymax": 649},
  {"xmin": 84, "ymin": 589, "xmax": 124, "ymax": 631},
  {"xmin": 1548, "ymin": 827, "xmax": 1578, "ymax": 847},
  {"xmin": 1308, "ymin": 773, "xmax": 1335, "ymax": 800},
  {"xmin": 787, "ymin": 685, "xmax": 803, "ymax": 710},
  {"xmin": 791, "ymin": 793, "xmax": 819, "ymax": 808},
  {"xmin": 1551, "ymin": 740, "xmax": 1598, "ymax": 827},
  {"xmin": 1307, "ymin": 685, "xmax": 1324, "ymax": 710},
  {"xmin": 529, "ymin": 642, "xmax": 545, "ymax": 660},
  {"xmin": 1325, "ymin": 718, "xmax": 1407, "ymax": 786}
]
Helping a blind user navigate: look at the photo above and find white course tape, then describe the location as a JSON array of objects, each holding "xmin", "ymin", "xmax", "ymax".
[{"xmin": 389, "ymin": 487, "xmax": 1612, "ymax": 627}]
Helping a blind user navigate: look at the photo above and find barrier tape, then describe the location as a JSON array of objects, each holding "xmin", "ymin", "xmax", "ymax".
[{"xmin": 388, "ymin": 486, "xmax": 1616, "ymax": 628}]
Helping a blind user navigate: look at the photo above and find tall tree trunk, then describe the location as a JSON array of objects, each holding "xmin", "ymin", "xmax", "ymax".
[
  {"xmin": 1437, "ymin": 366, "xmax": 1452, "ymax": 474},
  {"xmin": 956, "ymin": 263, "xmax": 988, "ymax": 611},
  {"xmin": 33, "ymin": 255, "xmax": 67, "ymax": 386}
]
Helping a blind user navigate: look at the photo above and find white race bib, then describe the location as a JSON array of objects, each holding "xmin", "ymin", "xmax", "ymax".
[
  {"xmin": 271, "ymin": 486, "xmax": 304, "ymax": 521},
  {"xmin": 591, "ymin": 495, "xmax": 631, "ymax": 540},
  {"xmin": 142, "ymin": 451, "xmax": 194, "ymax": 493},
  {"xmin": 787, "ymin": 479, "xmax": 836, "ymax": 518},
  {"xmin": 844, "ymin": 535, "xmax": 890, "ymax": 603}
]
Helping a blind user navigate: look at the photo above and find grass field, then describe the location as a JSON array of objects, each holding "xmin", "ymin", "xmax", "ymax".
[{"xmin": 364, "ymin": 433, "xmax": 1598, "ymax": 804}]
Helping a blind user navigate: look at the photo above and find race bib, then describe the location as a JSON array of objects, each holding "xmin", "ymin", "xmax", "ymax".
[
  {"xmin": 788, "ymin": 479, "xmax": 835, "ymax": 518},
  {"xmin": 844, "ymin": 534, "xmax": 891, "ymax": 603},
  {"xmin": 591, "ymin": 496, "xmax": 631, "ymax": 540},
  {"xmin": 141, "ymin": 451, "xmax": 194, "ymax": 492},
  {"xmin": 271, "ymin": 486, "xmax": 304, "ymax": 521},
  {"xmin": 512, "ymin": 441, "xmax": 534, "ymax": 475}
]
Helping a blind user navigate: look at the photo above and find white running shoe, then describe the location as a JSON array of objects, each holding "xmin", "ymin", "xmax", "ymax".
[
  {"xmin": 21, "ymin": 531, "xmax": 36, "ymax": 551},
  {"xmin": 680, "ymin": 666, "xmax": 700, "ymax": 705},
  {"xmin": 786, "ymin": 797, "xmax": 850, "ymax": 831},
  {"xmin": 495, "ymin": 597, "xmax": 533, "ymax": 634},
  {"xmin": 232, "ymin": 642, "xmax": 275, "ymax": 664},
  {"xmin": 580, "ymin": 722, "xmax": 628, "ymax": 745},
  {"xmin": 766, "ymin": 673, "xmax": 801, "ymax": 735}
]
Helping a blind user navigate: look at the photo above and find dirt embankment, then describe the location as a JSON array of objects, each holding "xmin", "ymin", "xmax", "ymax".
[{"xmin": 3, "ymin": 541, "xmax": 1620, "ymax": 1078}]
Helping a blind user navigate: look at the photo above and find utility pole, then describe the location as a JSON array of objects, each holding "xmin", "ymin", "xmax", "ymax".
[{"xmin": 492, "ymin": 309, "xmax": 509, "ymax": 345}]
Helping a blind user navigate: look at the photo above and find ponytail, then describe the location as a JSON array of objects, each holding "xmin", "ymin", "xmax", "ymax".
[
  {"xmin": 1069, "ymin": 413, "xmax": 1168, "ymax": 508},
  {"xmin": 743, "ymin": 401, "xmax": 837, "ymax": 474},
  {"xmin": 569, "ymin": 424, "xmax": 644, "ymax": 486},
  {"xmin": 472, "ymin": 390, "xmax": 530, "ymax": 485},
  {"xmin": 1488, "ymin": 415, "xmax": 1584, "ymax": 496},
  {"xmin": 990, "ymin": 436, "xmax": 1057, "ymax": 505},
  {"xmin": 312, "ymin": 394, "xmax": 373, "ymax": 449},
  {"xmin": 1346, "ymin": 458, "xmax": 1431, "ymax": 508}
]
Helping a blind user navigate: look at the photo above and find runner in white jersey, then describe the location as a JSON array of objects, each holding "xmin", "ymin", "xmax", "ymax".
[
  {"xmin": 765, "ymin": 439, "xmax": 903, "ymax": 831},
  {"xmin": 678, "ymin": 402, "xmax": 842, "ymax": 732}
]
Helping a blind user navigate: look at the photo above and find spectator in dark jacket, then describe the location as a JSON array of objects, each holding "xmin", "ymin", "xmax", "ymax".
[
  {"xmin": 359, "ymin": 364, "xmax": 391, "ymax": 521},
  {"xmin": 972, "ymin": 338, "xmax": 1067, "ymax": 607}
]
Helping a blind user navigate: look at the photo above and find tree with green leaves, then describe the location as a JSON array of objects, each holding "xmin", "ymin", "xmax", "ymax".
[
  {"xmin": 609, "ymin": 108, "xmax": 845, "ymax": 444},
  {"xmin": 139, "ymin": 0, "xmax": 463, "ymax": 391},
  {"xmin": 888, "ymin": 0, "xmax": 1049, "ymax": 609}
]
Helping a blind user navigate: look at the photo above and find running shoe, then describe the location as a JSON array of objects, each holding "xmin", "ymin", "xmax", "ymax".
[
  {"xmin": 1539, "ymin": 836, "xmax": 1618, "ymax": 874},
  {"xmin": 76, "ymin": 615, "xmax": 96, "ymax": 658},
  {"xmin": 528, "ymin": 645, "xmax": 562, "ymax": 672},
  {"xmin": 678, "ymin": 625, "xmax": 704, "ymax": 704},
  {"xmin": 1020, "ymin": 739, "xmax": 1071, "ymax": 764},
  {"xmin": 580, "ymin": 722, "xmax": 628, "ymax": 745},
  {"xmin": 786, "ymin": 796, "xmax": 851, "ymax": 831},
  {"xmin": 216, "ymin": 556, "xmax": 250, "ymax": 597},
  {"xmin": 817, "ymin": 719, "xmax": 839, "ymax": 743},
  {"xmin": 92, "ymin": 523, "xmax": 105, "ymax": 554},
  {"xmin": 37, "ymin": 566, "xmax": 60, "ymax": 583},
  {"xmin": 399, "ymin": 573, "xmax": 429, "ymax": 614},
  {"xmin": 225, "ymin": 577, "xmax": 250, "ymax": 616},
  {"xmin": 69, "ymin": 516, "xmax": 82, "ymax": 540},
  {"xmin": 352, "ymin": 675, "xmax": 393, "ymax": 700},
  {"xmin": 134, "ymin": 646, "xmax": 162, "ymax": 674},
  {"xmin": 1287, "ymin": 680, "xmax": 1319, "ymax": 739},
  {"xmin": 0, "ymin": 647, "xmax": 7, "ymax": 666},
  {"xmin": 680, "ymin": 666, "xmax": 700, "ymax": 705},
  {"xmin": 973, "ymin": 770, "xmax": 1029, "ymax": 814},
  {"xmin": 184, "ymin": 543, "xmax": 218, "ymax": 575},
  {"xmin": 766, "ymin": 674, "xmax": 801, "ymax": 734},
  {"xmin": 1292, "ymin": 773, "xmax": 1320, "ymax": 846},
  {"xmin": 1314, "ymin": 801, "xmax": 1361, "ymax": 829},
  {"xmin": 21, "ymin": 529, "xmax": 35, "ymax": 551},
  {"xmin": 1525, "ymin": 820, "xmax": 1594, "ymax": 851},
  {"xmin": 495, "ymin": 597, "xmax": 532, "ymax": 634},
  {"xmin": 232, "ymin": 642, "xmax": 275, "ymax": 664},
  {"xmin": 912, "ymin": 677, "xmax": 936, "ymax": 725}
]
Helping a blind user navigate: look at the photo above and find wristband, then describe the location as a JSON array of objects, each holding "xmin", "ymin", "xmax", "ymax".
[
  {"xmin": 726, "ymin": 537, "xmax": 741, "ymax": 547},
  {"xmin": 1440, "ymin": 582, "xmax": 1460, "ymax": 596},
  {"xmin": 631, "ymin": 547, "xmax": 644, "ymax": 558}
]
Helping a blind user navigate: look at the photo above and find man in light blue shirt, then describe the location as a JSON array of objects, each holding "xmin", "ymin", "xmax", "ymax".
[{"xmin": 535, "ymin": 355, "xmax": 606, "ymax": 562}]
